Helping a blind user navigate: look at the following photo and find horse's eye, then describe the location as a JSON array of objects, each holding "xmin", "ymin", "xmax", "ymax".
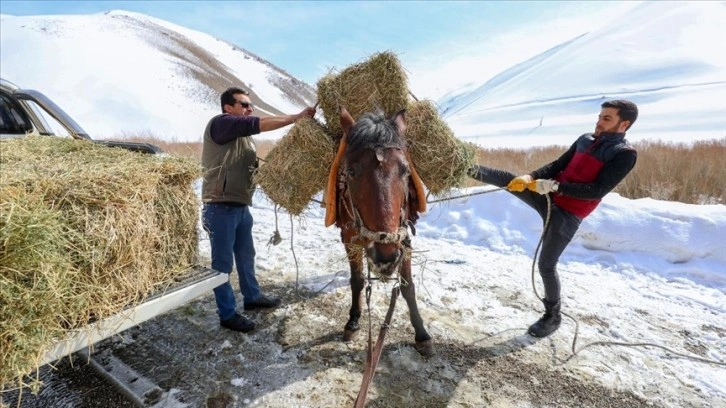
[
  {"xmin": 347, "ymin": 168, "xmax": 356, "ymax": 178},
  {"xmin": 400, "ymin": 164, "xmax": 411, "ymax": 177}
]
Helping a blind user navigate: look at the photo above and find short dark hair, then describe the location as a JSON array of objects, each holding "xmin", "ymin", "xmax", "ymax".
[
  {"xmin": 601, "ymin": 99, "xmax": 638, "ymax": 130},
  {"xmin": 220, "ymin": 87, "xmax": 249, "ymax": 112}
]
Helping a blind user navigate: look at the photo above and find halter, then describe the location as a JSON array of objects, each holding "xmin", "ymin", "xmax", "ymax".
[{"xmin": 339, "ymin": 146, "xmax": 412, "ymax": 248}]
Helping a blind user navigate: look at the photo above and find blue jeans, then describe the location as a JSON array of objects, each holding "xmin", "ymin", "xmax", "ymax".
[
  {"xmin": 471, "ymin": 166, "xmax": 582, "ymax": 302},
  {"xmin": 203, "ymin": 203, "xmax": 261, "ymax": 321}
]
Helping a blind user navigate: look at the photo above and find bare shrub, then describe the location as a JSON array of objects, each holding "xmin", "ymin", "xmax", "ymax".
[{"xmin": 118, "ymin": 133, "xmax": 726, "ymax": 205}]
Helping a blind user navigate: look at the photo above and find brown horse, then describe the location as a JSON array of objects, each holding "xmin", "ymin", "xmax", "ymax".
[{"xmin": 324, "ymin": 107, "xmax": 434, "ymax": 356}]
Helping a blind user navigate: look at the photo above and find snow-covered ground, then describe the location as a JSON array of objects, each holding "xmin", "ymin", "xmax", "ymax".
[{"xmin": 185, "ymin": 183, "xmax": 726, "ymax": 406}]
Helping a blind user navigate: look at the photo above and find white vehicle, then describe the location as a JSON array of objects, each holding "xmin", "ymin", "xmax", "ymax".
[{"xmin": 1, "ymin": 77, "xmax": 225, "ymax": 366}]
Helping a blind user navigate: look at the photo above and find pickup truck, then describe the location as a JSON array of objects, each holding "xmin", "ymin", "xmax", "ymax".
[{"xmin": 0, "ymin": 77, "xmax": 226, "ymax": 367}]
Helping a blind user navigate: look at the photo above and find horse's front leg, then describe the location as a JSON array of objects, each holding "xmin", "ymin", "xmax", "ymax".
[
  {"xmin": 400, "ymin": 258, "xmax": 434, "ymax": 356},
  {"xmin": 343, "ymin": 239, "xmax": 364, "ymax": 341}
]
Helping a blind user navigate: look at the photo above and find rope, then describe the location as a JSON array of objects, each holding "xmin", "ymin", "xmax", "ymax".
[
  {"xmin": 426, "ymin": 187, "xmax": 507, "ymax": 205},
  {"xmin": 290, "ymin": 213, "xmax": 300, "ymax": 292},
  {"xmin": 528, "ymin": 195, "xmax": 724, "ymax": 367}
]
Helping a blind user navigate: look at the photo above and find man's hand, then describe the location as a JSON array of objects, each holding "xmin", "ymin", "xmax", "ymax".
[
  {"xmin": 296, "ymin": 106, "xmax": 316, "ymax": 120},
  {"xmin": 507, "ymin": 175, "xmax": 533, "ymax": 192},
  {"xmin": 529, "ymin": 179, "xmax": 559, "ymax": 195}
]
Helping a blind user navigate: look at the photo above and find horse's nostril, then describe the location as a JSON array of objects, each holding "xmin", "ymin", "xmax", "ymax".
[
  {"xmin": 369, "ymin": 244, "xmax": 400, "ymax": 267},
  {"xmin": 379, "ymin": 233, "xmax": 386, "ymax": 241}
]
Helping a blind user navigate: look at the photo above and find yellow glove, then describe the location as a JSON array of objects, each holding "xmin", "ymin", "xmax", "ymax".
[{"xmin": 507, "ymin": 175, "xmax": 533, "ymax": 192}]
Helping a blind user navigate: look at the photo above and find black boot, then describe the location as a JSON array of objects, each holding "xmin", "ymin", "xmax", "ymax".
[{"xmin": 528, "ymin": 299, "xmax": 561, "ymax": 338}]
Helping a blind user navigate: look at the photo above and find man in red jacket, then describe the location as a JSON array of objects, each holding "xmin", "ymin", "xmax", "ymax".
[{"xmin": 469, "ymin": 100, "xmax": 638, "ymax": 337}]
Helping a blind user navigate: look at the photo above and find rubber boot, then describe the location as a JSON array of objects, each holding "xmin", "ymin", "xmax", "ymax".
[{"xmin": 528, "ymin": 299, "xmax": 561, "ymax": 338}]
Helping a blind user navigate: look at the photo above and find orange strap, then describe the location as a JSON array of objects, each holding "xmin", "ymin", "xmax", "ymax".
[
  {"xmin": 324, "ymin": 135, "xmax": 347, "ymax": 227},
  {"xmin": 407, "ymin": 151, "xmax": 427, "ymax": 213}
]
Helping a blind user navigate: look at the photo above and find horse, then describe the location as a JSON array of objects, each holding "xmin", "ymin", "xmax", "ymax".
[{"xmin": 324, "ymin": 107, "xmax": 434, "ymax": 357}]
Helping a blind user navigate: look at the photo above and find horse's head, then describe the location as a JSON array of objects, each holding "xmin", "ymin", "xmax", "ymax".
[{"xmin": 339, "ymin": 108, "xmax": 420, "ymax": 277}]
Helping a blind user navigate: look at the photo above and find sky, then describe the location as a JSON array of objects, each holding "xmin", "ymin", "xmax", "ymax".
[
  {"xmin": 0, "ymin": 1, "xmax": 639, "ymax": 98},
  {"xmin": 2, "ymin": 1, "xmax": 724, "ymax": 146},
  {"xmin": 190, "ymin": 181, "xmax": 726, "ymax": 406}
]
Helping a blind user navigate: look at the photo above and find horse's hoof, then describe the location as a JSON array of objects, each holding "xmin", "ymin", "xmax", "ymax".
[
  {"xmin": 414, "ymin": 339, "xmax": 435, "ymax": 357},
  {"xmin": 343, "ymin": 329, "xmax": 359, "ymax": 342}
]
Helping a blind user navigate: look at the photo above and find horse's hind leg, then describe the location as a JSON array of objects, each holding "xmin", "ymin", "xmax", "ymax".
[
  {"xmin": 343, "ymin": 241, "xmax": 364, "ymax": 341},
  {"xmin": 400, "ymin": 260, "xmax": 434, "ymax": 356}
]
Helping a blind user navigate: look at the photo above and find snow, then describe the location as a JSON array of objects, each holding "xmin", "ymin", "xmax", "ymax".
[
  {"xmin": 0, "ymin": 11, "xmax": 311, "ymax": 142},
  {"xmin": 438, "ymin": 1, "xmax": 726, "ymax": 148},
  {"xmin": 1, "ymin": 2, "xmax": 724, "ymax": 148},
  {"xmin": 193, "ymin": 183, "xmax": 726, "ymax": 405},
  {"xmin": 1, "ymin": 3, "xmax": 724, "ymax": 405}
]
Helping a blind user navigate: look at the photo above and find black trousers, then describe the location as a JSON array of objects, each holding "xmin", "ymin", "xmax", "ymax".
[{"xmin": 470, "ymin": 166, "xmax": 582, "ymax": 302}]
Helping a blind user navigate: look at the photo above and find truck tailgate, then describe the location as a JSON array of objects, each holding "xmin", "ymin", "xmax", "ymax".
[{"xmin": 40, "ymin": 267, "xmax": 226, "ymax": 367}]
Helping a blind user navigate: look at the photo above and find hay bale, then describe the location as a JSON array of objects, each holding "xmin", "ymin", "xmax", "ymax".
[
  {"xmin": 406, "ymin": 100, "xmax": 477, "ymax": 195},
  {"xmin": 317, "ymin": 51, "xmax": 409, "ymax": 138},
  {"xmin": 254, "ymin": 118, "xmax": 335, "ymax": 215},
  {"xmin": 0, "ymin": 136, "xmax": 201, "ymax": 390}
]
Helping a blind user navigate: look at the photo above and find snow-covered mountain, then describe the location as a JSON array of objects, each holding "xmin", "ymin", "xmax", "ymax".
[
  {"xmin": 438, "ymin": 1, "xmax": 726, "ymax": 148},
  {"xmin": 0, "ymin": 10, "xmax": 315, "ymax": 142},
  {"xmin": 1, "ymin": 3, "xmax": 724, "ymax": 147}
]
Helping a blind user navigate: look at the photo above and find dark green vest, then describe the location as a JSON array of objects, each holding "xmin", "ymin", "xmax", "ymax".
[{"xmin": 201, "ymin": 114, "xmax": 257, "ymax": 205}]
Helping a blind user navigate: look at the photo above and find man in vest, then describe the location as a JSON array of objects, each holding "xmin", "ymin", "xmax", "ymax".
[
  {"xmin": 202, "ymin": 87, "xmax": 316, "ymax": 332},
  {"xmin": 469, "ymin": 100, "xmax": 638, "ymax": 338}
]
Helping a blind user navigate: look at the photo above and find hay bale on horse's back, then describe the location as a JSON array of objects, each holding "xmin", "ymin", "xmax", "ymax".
[
  {"xmin": 406, "ymin": 100, "xmax": 477, "ymax": 195},
  {"xmin": 317, "ymin": 51, "xmax": 409, "ymax": 138},
  {"xmin": 254, "ymin": 118, "xmax": 335, "ymax": 215},
  {"xmin": 0, "ymin": 136, "xmax": 201, "ymax": 389}
]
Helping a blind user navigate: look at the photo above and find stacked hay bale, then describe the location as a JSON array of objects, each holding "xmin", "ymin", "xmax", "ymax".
[
  {"xmin": 405, "ymin": 100, "xmax": 478, "ymax": 195},
  {"xmin": 255, "ymin": 51, "xmax": 476, "ymax": 215},
  {"xmin": 317, "ymin": 51, "xmax": 410, "ymax": 139},
  {"xmin": 253, "ymin": 118, "xmax": 335, "ymax": 215},
  {"xmin": 0, "ymin": 136, "xmax": 201, "ymax": 391}
]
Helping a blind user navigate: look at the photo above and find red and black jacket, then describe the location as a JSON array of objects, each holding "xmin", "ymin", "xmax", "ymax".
[{"xmin": 530, "ymin": 133, "xmax": 637, "ymax": 219}]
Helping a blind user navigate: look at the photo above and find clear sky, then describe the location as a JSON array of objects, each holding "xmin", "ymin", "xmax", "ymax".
[{"xmin": 0, "ymin": 1, "xmax": 637, "ymax": 97}]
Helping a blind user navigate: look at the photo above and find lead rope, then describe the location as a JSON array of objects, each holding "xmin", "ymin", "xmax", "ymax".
[{"xmin": 355, "ymin": 282, "xmax": 400, "ymax": 408}]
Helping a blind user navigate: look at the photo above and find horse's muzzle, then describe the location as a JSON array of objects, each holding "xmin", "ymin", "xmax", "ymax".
[{"xmin": 366, "ymin": 243, "xmax": 403, "ymax": 277}]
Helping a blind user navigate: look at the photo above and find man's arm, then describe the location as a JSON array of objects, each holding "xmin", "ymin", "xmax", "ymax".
[
  {"xmin": 558, "ymin": 150, "xmax": 637, "ymax": 199},
  {"xmin": 210, "ymin": 115, "xmax": 260, "ymax": 144},
  {"xmin": 259, "ymin": 107, "xmax": 316, "ymax": 132}
]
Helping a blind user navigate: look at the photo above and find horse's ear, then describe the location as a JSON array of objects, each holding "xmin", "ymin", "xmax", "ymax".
[
  {"xmin": 340, "ymin": 107, "xmax": 355, "ymax": 136},
  {"xmin": 393, "ymin": 109, "xmax": 406, "ymax": 136}
]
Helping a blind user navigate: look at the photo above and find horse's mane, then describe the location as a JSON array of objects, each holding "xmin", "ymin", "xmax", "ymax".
[{"xmin": 346, "ymin": 110, "xmax": 405, "ymax": 153}]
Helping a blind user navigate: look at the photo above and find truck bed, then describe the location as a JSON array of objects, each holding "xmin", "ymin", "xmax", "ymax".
[{"xmin": 40, "ymin": 266, "xmax": 225, "ymax": 367}]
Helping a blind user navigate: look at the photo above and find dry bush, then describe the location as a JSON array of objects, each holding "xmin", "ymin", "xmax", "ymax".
[
  {"xmin": 0, "ymin": 136, "xmax": 201, "ymax": 391},
  {"xmin": 255, "ymin": 140, "xmax": 276, "ymax": 160},
  {"xmin": 115, "ymin": 130, "xmax": 202, "ymax": 160},
  {"xmin": 621, "ymin": 138, "xmax": 726, "ymax": 204},
  {"xmin": 471, "ymin": 138, "xmax": 726, "ymax": 205},
  {"xmin": 115, "ymin": 131, "xmax": 726, "ymax": 205}
]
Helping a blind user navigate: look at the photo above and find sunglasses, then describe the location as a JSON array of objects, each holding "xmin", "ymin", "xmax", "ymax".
[{"xmin": 235, "ymin": 101, "xmax": 253, "ymax": 108}]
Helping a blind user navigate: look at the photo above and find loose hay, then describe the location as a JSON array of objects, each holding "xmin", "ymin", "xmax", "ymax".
[
  {"xmin": 405, "ymin": 100, "xmax": 477, "ymax": 195},
  {"xmin": 0, "ymin": 136, "xmax": 201, "ymax": 391},
  {"xmin": 317, "ymin": 51, "xmax": 409, "ymax": 138},
  {"xmin": 254, "ymin": 118, "xmax": 335, "ymax": 215}
]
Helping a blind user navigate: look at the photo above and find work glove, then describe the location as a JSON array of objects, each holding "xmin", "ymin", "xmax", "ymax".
[
  {"xmin": 507, "ymin": 174, "xmax": 533, "ymax": 192},
  {"xmin": 529, "ymin": 179, "xmax": 559, "ymax": 195}
]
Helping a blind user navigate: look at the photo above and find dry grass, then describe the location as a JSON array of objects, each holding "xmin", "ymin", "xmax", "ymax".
[
  {"xmin": 121, "ymin": 135, "xmax": 726, "ymax": 206},
  {"xmin": 471, "ymin": 138, "xmax": 726, "ymax": 205},
  {"xmin": 406, "ymin": 100, "xmax": 477, "ymax": 194},
  {"xmin": 0, "ymin": 136, "xmax": 201, "ymax": 392},
  {"xmin": 253, "ymin": 119, "xmax": 335, "ymax": 215},
  {"xmin": 316, "ymin": 51, "xmax": 409, "ymax": 138}
]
